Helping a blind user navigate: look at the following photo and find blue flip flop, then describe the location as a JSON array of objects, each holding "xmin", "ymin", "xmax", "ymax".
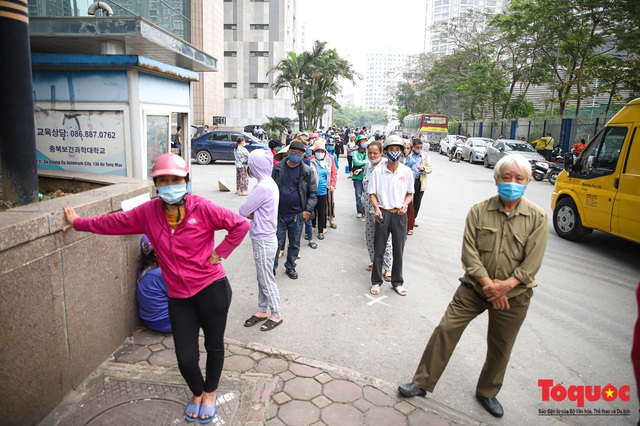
[
  {"xmin": 183, "ymin": 402, "xmax": 201, "ymax": 423},
  {"xmin": 198, "ymin": 403, "xmax": 217, "ymax": 424}
]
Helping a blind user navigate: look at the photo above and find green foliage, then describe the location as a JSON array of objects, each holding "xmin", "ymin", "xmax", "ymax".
[
  {"xmin": 268, "ymin": 41, "xmax": 360, "ymax": 131},
  {"xmin": 262, "ymin": 116, "xmax": 294, "ymax": 139},
  {"xmin": 333, "ymin": 104, "xmax": 387, "ymax": 129}
]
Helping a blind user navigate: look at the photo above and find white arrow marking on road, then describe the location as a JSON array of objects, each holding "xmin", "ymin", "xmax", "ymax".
[{"xmin": 365, "ymin": 294, "xmax": 391, "ymax": 306}]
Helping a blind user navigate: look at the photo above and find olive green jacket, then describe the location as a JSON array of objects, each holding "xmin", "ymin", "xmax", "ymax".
[{"xmin": 460, "ymin": 195, "xmax": 548, "ymax": 298}]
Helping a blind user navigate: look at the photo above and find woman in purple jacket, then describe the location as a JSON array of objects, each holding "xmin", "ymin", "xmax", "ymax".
[{"xmin": 62, "ymin": 154, "xmax": 250, "ymax": 424}]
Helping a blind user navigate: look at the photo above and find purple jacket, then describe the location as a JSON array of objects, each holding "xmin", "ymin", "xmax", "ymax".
[
  {"xmin": 74, "ymin": 194, "xmax": 250, "ymax": 298},
  {"xmin": 239, "ymin": 150, "xmax": 279, "ymax": 240}
]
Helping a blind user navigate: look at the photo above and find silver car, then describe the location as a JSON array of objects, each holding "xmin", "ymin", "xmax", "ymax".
[
  {"xmin": 439, "ymin": 135, "xmax": 467, "ymax": 155},
  {"xmin": 483, "ymin": 139, "xmax": 545, "ymax": 168},
  {"xmin": 461, "ymin": 137, "xmax": 493, "ymax": 164}
]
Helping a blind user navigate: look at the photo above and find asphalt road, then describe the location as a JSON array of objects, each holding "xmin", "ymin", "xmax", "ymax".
[{"xmin": 190, "ymin": 152, "xmax": 639, "ymax": 425}]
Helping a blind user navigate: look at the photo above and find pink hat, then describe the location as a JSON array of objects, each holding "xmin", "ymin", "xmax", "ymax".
[
  {"xmin": 312, "ymin": 140, "xmax": 326, "ymax": 151},
  {"xmin": 150, "ymin": 154, "xmax": 188, "ymax": 178},
  {"xmin": 309, "ymin": 133, "xmax": 320, "ymax": 139}
]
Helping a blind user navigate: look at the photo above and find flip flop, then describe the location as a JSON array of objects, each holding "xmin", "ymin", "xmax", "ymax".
[
  {"xmin": 183, "ymin": 402, "xmax": 201, "ymax": 423},
  {"xmin": 308, "ymin": 241, "xmax": 318, "ymax": 249},
  {"xmin": 244, "ymin": 315, "xmax": 268, "ymax": 327},
  {"xmin": 384, "ymin": 270, "xmax": 392, "ymax": 282},
  {"xmin": 366, "ymin": 264, "xmax": 373, "ymax": 271},
  {"xmin": 370, "ymin": 284, "xmax": 381, "ymax": 295},
  {"xmin": 261, "ymin": 319, "xmax": 283, "ymax": 331},
  {"xmin": 330, "ymin": 222, "xmax": 338, "ymax": 229},
  {"xmin": 393, "ymin": 286, "xmax": 407, "ymax": 296},
  {"xmin": 318, "ymin": 233, "xmax": 325, "ymax": 240},
  {"xmin": 198, "ymin": 403, "xmax": 217, "ymax": 424}
]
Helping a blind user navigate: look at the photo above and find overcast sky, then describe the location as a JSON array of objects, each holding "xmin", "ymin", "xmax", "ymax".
[{"xmin": 298, "ymin": 0, "xmax": 427, "ymax": 101}]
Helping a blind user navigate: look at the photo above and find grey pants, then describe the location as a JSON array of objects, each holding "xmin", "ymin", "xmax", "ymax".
[
  {"xmin": 365, "ymin": 212, "xmax": 392, "ymax": 271},
  {"xmin": 252, "ymin": 237, "xmax": 281, "ymax": 317},
  {"xmin": 372, "ymin": 210, "xmax": 407, "ymax": 287}
]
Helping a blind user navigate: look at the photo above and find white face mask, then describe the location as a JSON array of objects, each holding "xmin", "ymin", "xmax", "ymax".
[
  {"xmin": 370, "ymin": 157, "xmax": 382, "ymax": 165},
  {"xmin": 315, "ymin": 152, "xmax": 326, "ymax": 160}
]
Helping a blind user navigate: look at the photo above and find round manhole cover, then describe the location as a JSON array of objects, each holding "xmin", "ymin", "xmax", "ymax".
[{"xmin": 87, "ymin": 399, "xmax": 188, "ymax": 425}]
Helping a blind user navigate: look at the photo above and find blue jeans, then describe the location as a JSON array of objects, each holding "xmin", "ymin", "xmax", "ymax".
[
  {"xmin": 353, "ymin": 179, "xmax": 364, "ymax": 214},
  {"xmin": 274, "ymin": 213, "xmax": 304, "ymax": 270}
]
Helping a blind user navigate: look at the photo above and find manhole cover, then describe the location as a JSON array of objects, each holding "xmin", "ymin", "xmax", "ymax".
[{"xmin": 63, "ymin": 377, "xmax": 240, "ymax": 426}]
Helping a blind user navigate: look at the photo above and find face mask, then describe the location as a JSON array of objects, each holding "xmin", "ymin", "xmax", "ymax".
[
  {"xmin": 387, "ymin": 151, "xmax": 402, "ymax": 163},
  {"xmin": 413, "ymin": 148, "xmax": 422, "ymax": 155},
  {"xmin": 327, "ymin": 146, "xmax": 334, "ymax": 153},
  {"xmin": 370, "ymin": 157, "xmax": 382, "ymax": 165},
  {"xmin": 288, "ymin": 153, "xmax": 303, "ymax": 164},
  {"xmin": 315, "ymin": 152, "xmax": 326, "ymax": 160},
  {"xmin": 497, "ymin": 182, "xmax": 526, "ymax": 201},
  {"xmin": 157, "ymin": 184, "xmax": 188, "ymax": 205}
]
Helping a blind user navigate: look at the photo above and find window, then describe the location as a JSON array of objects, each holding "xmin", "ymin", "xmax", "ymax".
[
  {"xmin": 249, "ymin": 51, "xmax": 270, "ymax": 57},
  {"xmin": 250, "ymin": 83, "xmax": 269, "ymax": 89},
  {"xmin": 224, "ymin": 51, "xmax": 237, "ymax": 57},
  {"xmin": 250, "ymin": 24, "xmax": 269, "ymax": 30},
  {"xmin": 576, "ymin": 126, "xmax": 627, "ymax": 177},
  {"xmin": 210, "ymin": 132, "xmax": 230, "ymax": 141},
  {"xmin": 224, "ymin": 24, "xmax": 237, "ymax": 30},
  {"xmin": 224, "ymin": 82, "xmax": 237, "ymax": 88}
]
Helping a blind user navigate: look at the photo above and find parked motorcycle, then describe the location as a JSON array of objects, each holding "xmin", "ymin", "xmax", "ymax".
[
  {"xmin": 449, "ymin": 145, "xmax": 463, "ymax": 162},
  {"xmin": 533, "ymin": 160, "xmax": 564, "ymax": 185}
]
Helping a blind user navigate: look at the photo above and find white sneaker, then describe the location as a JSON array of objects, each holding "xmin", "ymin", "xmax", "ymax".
[{"xmin": 356, "ymin": 213, "xmax": 363, "ymax": 218}]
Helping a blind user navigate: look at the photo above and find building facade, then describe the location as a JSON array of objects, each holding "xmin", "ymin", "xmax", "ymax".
[
  {"xmin": 424, "ymin": 0, "xmax": 510, "ymax": 56},
  {"xmin": 364, "ymin": 53, "xmax": 409, "ymax": 119},
  {"xmin": 223, "ymin": 0, "xmax": 298, "ymax": 128}
]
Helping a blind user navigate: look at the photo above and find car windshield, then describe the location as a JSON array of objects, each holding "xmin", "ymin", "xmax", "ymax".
[
  {"xmin": 470, "ymin": 139, "xmax": 491, "ymax": 147},
  {"xmin": 505, "ymin": 142, "xmax": 535, "ymax": 152},
  {"xmin": 241, "ymin": 132, "xmax": 261, "ymax": 143}
]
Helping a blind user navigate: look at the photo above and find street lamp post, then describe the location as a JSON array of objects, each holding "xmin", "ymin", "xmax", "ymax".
[{"xmin": 298, "ymin": 83, "xmax": 304, "ymax": 132}]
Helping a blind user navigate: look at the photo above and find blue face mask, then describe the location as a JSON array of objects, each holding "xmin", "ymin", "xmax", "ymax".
[
  {"xmin": 287, "ymin": 153, "xmax": 303, "ymax": 164},
  {"xmin": 157, "ymin": 184, "xmax": 188, "ymax": 205},
  {"xmin": 327, "ymin": 146, "xmax": 334, "ymax": 153},
  {"xmin": 497, "ymin": 182, "xmax": 526, "ymax": 201},
  {"xmin": 387, "ymin": 151, "xmax": 403, "ymax": 163}
]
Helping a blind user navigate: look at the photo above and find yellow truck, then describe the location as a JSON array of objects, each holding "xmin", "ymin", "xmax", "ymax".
[{"xmin": 551, "ymin": 98, "xmax": 640, "ymax": 243}]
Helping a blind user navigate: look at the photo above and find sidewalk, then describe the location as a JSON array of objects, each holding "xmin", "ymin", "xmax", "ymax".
[{"xmin": 40, "ymin": 328, "xmax": 486, "ymax": 426}]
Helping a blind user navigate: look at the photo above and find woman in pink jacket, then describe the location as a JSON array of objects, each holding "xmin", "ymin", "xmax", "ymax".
[{"xmin": 62, "ymin": 154, "xmax": 249, "ymax": 424}]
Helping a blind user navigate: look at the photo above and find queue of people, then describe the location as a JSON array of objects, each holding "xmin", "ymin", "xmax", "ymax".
[{"xmin": 61, "ymin": 126, "xmax": 549, "ymax": 421}]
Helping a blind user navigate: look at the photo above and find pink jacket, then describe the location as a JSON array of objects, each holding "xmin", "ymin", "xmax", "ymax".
[{"xmin": 74, "ymin": 194, "xmax": 250, "ymax": 299}]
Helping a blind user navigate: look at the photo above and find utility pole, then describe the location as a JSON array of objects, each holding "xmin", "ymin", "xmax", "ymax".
[{"xmin": 0, "ymin": 3, "xmax": 39, "ymax": 206}]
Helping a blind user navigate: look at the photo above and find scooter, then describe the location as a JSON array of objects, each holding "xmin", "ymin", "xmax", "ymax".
[
  {"xmin": 533, "ymin": 160, "xmax": 564, "ymax": 185},
  {"xmin": 449, "ymin": 145, "xmax": 463, "ymax": 162}
]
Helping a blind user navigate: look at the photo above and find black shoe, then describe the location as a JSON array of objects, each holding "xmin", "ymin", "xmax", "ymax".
[
  {"xmin": 273, "ymin": 268, "xmax": 276, "ymax": 276},
  {"xmin": 476, "ymin": 395, "xmax": 504, "ymax": 417},
  {"xmin": 285, "ymin": 268, "xmax": 298, "ymax": 279},
  {"xmin": 414, "ymin": 223, "xmax": 419, "ymax": 227},
  {"xmin": 398, "ymin": 383, "xmax": 427, "ymax": 397}
]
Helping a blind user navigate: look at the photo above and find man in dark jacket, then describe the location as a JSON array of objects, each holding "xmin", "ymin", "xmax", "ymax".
[{"xmin": 272, "ymin": 141, "xmax": 318, "ymax": 279}]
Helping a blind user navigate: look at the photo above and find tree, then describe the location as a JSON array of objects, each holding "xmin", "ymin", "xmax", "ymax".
[
  {"xmin": 262, "ymin": 116, "xmax": 294, "ymax": 139},
  {"xmin": 333, "ymin": 104, "xmax": 387, "ymax": 129},
  {"xmin": 268, "ymin": 41, "xmax": 360, "ymax": 131}
]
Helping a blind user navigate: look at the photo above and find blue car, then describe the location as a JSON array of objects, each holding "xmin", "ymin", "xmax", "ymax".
[{"xmin": 191, "ymin": 130, "xmax": 269, "ymax": 164}]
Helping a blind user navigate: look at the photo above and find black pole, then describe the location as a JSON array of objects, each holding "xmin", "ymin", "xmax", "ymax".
[{"xmin": 0, "ymin": 5, "xmax": 39, "ymax": 206}]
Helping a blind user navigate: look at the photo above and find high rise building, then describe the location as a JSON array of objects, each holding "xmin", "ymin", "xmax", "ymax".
[
  {"xmin": 223, "ymin": 0, "xmax": 298, "ymax": 128},
  {"xmin": 424, "ymin": 0, "xmax": 510, "ymax": 56},
  {"xmin": 364, "ymin": 53, "xmax": 409, "ymax": 117}
]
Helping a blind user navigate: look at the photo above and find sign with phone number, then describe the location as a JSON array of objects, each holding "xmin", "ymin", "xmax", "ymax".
[{"xmin": 35, "ymin": 110, "xmax": 126, "ymax": 176}]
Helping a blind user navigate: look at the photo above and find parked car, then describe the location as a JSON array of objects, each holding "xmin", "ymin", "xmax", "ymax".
[
  {"xmin": 191, "ymin": 131, "xmax": 268, "ymax": 165},
  {"xmin": 439, "ymin": 135, "xmax": 467, "ymax": 155},
  {"xmin": 483, "ymin": 139, "xmax": 545, "ymax": 168},
  {"xmin": 461, "ymin": 137, "xmax": 493, "ymax": 164},
  {"xmin": 243, "ymin": 124, "xmax": 263, "ymax": 134}
]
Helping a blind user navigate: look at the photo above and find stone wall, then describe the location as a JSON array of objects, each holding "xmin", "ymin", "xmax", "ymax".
[{"xmin": 0, "ymin": 170, "xmax": 153, "ymax": 425}]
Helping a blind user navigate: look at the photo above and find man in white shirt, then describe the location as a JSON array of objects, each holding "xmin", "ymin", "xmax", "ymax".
[{"xmin": 368, "ymin": 135, "xmax": 415, "ymax": 296}]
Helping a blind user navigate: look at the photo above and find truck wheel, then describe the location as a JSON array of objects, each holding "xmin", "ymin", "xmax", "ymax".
[{"xmin": 553, "ymin": 198, "xmax": 590, "ymax": 241}]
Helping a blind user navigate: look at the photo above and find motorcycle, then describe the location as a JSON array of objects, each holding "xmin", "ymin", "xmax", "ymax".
[
  {"xmin": 533, "ymin": 160, "xmax": 564, "ymax": 185},
  {"xmin": 449, "ymin": 144, "xmax": 463, "ymax": 162}
]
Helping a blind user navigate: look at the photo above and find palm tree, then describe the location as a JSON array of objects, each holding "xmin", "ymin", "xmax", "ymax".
[{"xmin": 268, "ymin": 41, "xmax": 360, "ymax": 130}]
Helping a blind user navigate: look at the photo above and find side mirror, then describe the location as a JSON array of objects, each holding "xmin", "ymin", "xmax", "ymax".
[{"xmin": 563, "ymin": 152, "xmax": 574, "ymax": 171}]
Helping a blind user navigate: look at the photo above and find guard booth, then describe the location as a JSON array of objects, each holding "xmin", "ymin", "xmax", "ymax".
[{"xmin": 31, "ymin": 54, "xmax": 198, "ymax": 179}]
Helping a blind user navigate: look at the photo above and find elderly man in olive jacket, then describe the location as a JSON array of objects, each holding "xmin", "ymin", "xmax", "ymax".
[{"xmin": 398, "ymin": 154, "xmax": 548, "ymax": 419}]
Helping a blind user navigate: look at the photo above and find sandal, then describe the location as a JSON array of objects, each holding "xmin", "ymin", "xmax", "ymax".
[
  {"xmin": 370, "ymin": 284, "xmax": 381, "ymax": 295},
  {"xmin": 330, "ymin": 222, "xmax": 337, "ymax": 229},
  {"xmin": 198, "ymin": 403, "xmax": 217, "ymax": 424},
  {"xmin": 244, "ymin": 315, "xmax": 267, "ymax": 327},
  {"xmin": 308, "ymin": 241, "xmax": 318, "ymax": 249},
  {"xmin": 384, "ymin": 270, "xmax": 392, "ymax": 282},
  {"xmin": 366, "ymin": 264, "xmax": 373, "ymax": 271},
  {"xmin": 393, "ymin": 286, "xmax": 407, "ymax": 296},
  {"xmin": 278, "ymin": 250, "xmax": 284, "ymax": 258},
  {"xmin": 407, "ymin": 230, "xmax": 413, "ymax": 236},
  {"xmin": 261, "ymin": 319, "xmax": 283, "ymax": 331},
  {"xmin": 183, "ymin": 402, "xmax": 201, "ymax": 423},
  {"xmin": 318, "ymin": 233, "xmax": 324, "ymax": 240}
]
